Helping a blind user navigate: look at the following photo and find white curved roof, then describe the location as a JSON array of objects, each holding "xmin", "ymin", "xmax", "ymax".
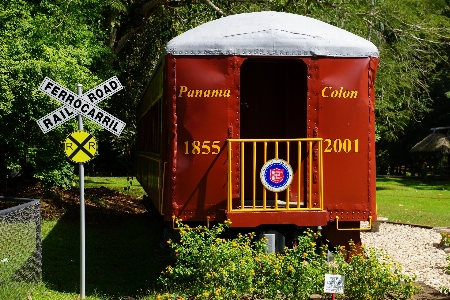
[{"xmin": 166, "ymin": 11, "xmax": 379, "ymax": 57}]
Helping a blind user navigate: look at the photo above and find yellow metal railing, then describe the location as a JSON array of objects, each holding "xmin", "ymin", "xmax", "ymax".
[
  {"xmin": 336, "ymin": 216, "xmax": 373, "ymax": 231},
  {"xmin": 227, "ymin": 138, "xmax": 323, "ymax": 212}
]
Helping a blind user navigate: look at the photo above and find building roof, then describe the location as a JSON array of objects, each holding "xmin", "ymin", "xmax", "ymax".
[
  {"xmin": 166, "ymin": 11, "xmax": 379, "ymax": 57},
  {"xmin": 410, "ymin": 132, "xmax": 450, "ymax": 155}
]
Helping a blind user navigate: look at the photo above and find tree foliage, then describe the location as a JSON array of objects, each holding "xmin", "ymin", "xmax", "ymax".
[
  {"xmin": 119, "ymin": 0, "xmax": 450, "ymax": 141},
  {"xmin": 1, "ymin": 0, "xmax": 449, "ymax": 188},
  {"xmin": 0, "ymin": 0, "xmax": 115, "ymax": 188},
  {"xmin": 119, "ymin": 0, "xmax": 450, "ymax": 175}
]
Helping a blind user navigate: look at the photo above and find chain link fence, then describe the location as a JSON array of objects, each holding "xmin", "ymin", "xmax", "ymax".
[{"xmin": 0, "ymin": 197, "xmax": 42, "ymax": 292}]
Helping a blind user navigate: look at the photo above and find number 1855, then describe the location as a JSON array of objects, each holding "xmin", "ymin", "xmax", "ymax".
[{"xmin": 184, "ymin": 140, "xmax": 221, "ymax": 155}]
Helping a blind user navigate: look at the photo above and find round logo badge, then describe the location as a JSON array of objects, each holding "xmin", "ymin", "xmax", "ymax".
[
  {"xmin": 64, "ymin": 131, "xmax": 97, "ymax": 163},
  {"xmin": 260, "ymin": 159, "xmax": 294, "ymax": 192}
]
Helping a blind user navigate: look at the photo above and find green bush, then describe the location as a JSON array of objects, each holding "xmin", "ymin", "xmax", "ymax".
[
  {"xmin": 157, "ymin": 220, "xmax": 419, "ymax": 300},
  {"xmin": 442, "ymin": 232, "xmax": 450, "ymax": 248},
  {"xmin": 33, "ymin": 153, "xmax": 74, "ymax": 190},
  {"xmin": 441, "ymin": 234, "xmax": 450, "ymax": 296},
  {"xmin": 0, "ymin": 282, "xmax": 34, "ymax": 300},
  {"xmin": 440, "ymin": 233, "xmax": 450, "ymax": 277},
  {"xmin": 331, "ymin": 242, "xmax": 419, "ymax": 299}
]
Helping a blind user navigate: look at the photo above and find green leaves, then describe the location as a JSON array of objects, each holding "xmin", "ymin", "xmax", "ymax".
[
  {"xmin": 2, "ymin": 0, "xmax": 450, "ymax": 187},
  {"xmin": 0, "ymin": 0, "xmax": 115, "ymax": 188},
  {"xmin": 157, "ymin": 221, "xmax": 418, "ymax": 299},
  {"xmin": 126, "ymin": 0, "xmax": 450, "ymax": 144},
  {"xmin": 332, "ymin": 242, "xmax": 419, "ymax": 300}
]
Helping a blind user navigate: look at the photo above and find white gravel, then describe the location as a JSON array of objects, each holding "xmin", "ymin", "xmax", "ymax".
[{"xmin": 361, "ymin": 223, "xmax": 450, "ymax": 292}]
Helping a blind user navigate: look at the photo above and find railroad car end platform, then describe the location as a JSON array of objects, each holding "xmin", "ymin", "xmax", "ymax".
[{"xmin": 225, "ymin": 211, "xmax": 328, "ymax": 228}]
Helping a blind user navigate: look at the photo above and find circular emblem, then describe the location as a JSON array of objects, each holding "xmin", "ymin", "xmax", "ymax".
[
  {"xmin": 260, "ymin": 159, "xmax": 294, "ymax": 192},
  {"xmin": 64, "ymin": 131, "xmax": 97, "ymax": 163}
]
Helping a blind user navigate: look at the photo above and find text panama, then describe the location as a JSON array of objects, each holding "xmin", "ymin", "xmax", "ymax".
[
  {"xmin": 38, "ymin": 77, "xmax": 125, "ymax": 136},
  {"xmin": 178, "ymin": 86, "xmax": 231, "ymax": 98}
]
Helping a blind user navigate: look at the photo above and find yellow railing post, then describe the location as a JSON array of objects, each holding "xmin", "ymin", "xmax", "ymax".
[
  {"xmin": 228, "ymin": 141, "xmax": 232, "ymax": 212},
  {"xmin": 253, "ymin": 141, "xmax": 256, "ymax": 209},
  {"xmin": 319, "ymin": 141, "xmax": 324, "ymax": 209},
  {"xmin": 336, "ymin": 216, "xmax": 373, "ymax": 231},
  {"xmin": 298, "ymin": 141, "xmax": 301, "ymax": 209},
  {"xmin": 274, "ymin": 141, "xmax": 279, "ymax": 209},
  {"xmin": 241, "ymin": 141, "xmax": 245, "ymax": 210},
  {"xmin": 286, "ymin": 141, "xmax": 290, "ymax": 209},
  {"xmin": 309, "ymin": 141, "xmax": 312, "ymax": 209},
  {"xmin": 226, "ymin": 138, "xmax": 323, "ymax": 213},
  {"xmin": 263, "ymin": 142, "xmax": 267, "ymax": 210}
]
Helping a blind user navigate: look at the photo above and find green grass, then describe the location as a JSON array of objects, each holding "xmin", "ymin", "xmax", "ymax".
[
  {"xmin": 0, "ymin": 282, "xmax": 36, "ymax": 300},
  {"xmin": 82, "ymin": 176, "xmax": 145, "ymax": 199},
  {"xmin": 0, "ymin": 220, "xmax": 39, "ymax": 300},
  {"xmin": 376, "ymin": 176, "xmax": 450, "ymax": 227},
  {"xmin": 35, "ymin": 176, "xmax": 165, "ymax": 299},
  {"xmin": 6, "ymin": 176, "xmax": 450, "ymax": 299},
  {"xmin": 29, "ymin": 214, "xmax": 168, "ymax": 300},
  {"xmin": 0, "ymin": 222, "xmax": 36, "ymax": 283},
  {"xmin": 28, "ymin": 177, "xmax": 163, "ymax": 299}
]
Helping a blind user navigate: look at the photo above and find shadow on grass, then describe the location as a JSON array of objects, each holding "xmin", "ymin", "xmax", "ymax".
[{"xmin": 42, "ymin": 206, "xmax": 171, "ymax": 298}]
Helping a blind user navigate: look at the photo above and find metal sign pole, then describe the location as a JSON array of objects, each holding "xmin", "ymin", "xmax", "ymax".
[
  {"xmin": 77, "ymin": 83, "xmax": 86, "ymax": 299},
  {"xmin": 37, "ymin": 76, "xmax": 125, "ymax": 300}
]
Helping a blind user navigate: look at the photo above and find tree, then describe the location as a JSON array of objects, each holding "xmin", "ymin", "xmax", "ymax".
[
  {"xmin": 114, "ymin": 0, "xmax": 450, "ymax": 177},
  {"xmin": 1, "ymin": 0, "xmax": 449, "ymax": 189},
  {"xmin": 112, "ymin": 0, "xmax": 450, "ymax": 142},
  {"xmin": 0, "ymin": 0, "xmax": 115, "ymax": 189}
]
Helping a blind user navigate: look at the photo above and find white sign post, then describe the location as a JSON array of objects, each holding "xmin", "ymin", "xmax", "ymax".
[{"xmin": 38, "ymin": 77, "xmax": 125, "ymax": 299}]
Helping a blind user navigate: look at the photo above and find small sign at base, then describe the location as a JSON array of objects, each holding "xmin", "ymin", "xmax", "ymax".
[{"xmin": 324, "ymin": 274, "xmax": 345, "ymax": 294}]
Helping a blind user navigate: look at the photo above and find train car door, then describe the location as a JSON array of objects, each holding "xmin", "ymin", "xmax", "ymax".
[{"xmin": 239, "ymin": 59, "xmax": 309, "ymax": 204}]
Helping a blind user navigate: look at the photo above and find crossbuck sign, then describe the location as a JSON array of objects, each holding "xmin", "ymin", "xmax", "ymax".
[
  {"xmin": 37, "ymin": 76, "xmax": 126, "ymax": 299},
  {"xmin": 37, "ymin": 76, "xmax": 125, "ymax": 136}
]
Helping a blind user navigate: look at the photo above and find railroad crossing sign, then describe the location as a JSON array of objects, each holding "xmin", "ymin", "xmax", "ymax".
[
  {"xmin": 64, "ymin": 131, "xmax": 97, "ymax": 163},
  {"xmin": 37, "ymin": 76, "xmax": 125, "ymax": 136},
  {"xmin": 36, "ymin": 77, "xmax": 122, "ymax": 299}
]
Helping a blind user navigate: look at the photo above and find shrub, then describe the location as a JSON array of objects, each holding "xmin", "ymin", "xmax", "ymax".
[
  {"xmin": 447, "ymin": 256, "xmax": 450, "ymax": 274},
  {"xmin": 157, "ymin": 220, "xmax": 418, "ymax": 300},
  {"xmin": 157, "ymin": 220, "xmax": 264, "ymax": 299},
  {"xmin": 441, "ymin": 234, "xmax": 450, "ymax": 297},
  {"xmin": 441, "ymin": 238, "xmax": 450, "ymax": 293},
  {"xmin": 252, "ymin": 229, "xmax": 328, "ymax": 299},
  {"xmin": 331, "ymin": 242, "xmax": 419, "ymax": 299},
  {"xmin": 441, "ymin": 232, "xmax": 450, "ymax": 248}
]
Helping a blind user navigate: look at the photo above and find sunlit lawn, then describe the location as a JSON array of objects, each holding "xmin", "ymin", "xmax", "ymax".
[
  {"xmin": 30, "ymin": 177, "xmax": 163, "ymax": 300},
  {"xmin": 376, "ymin": 176, "xmax": 450, "ymax": 227},
  {"xmin": 5, "ymin": 176, "xmax": 450, "ymax": 299},
  {"xmin": 83, "ymin": 176, "xmax": 145, "ymax": 199}
]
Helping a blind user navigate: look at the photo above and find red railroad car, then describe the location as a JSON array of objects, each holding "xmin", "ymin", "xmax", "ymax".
[{"xmin": 136, "ymin": 11, "xmax": 379, "ymax": 249}]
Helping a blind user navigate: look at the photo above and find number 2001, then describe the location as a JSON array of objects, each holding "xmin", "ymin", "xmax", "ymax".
[
  {"xmin": 185, "ymin": 141, "xmax": 221, "ymax": 155},
  {"xmin": 324, "ymin": 139, "xmax": 359, "ymax": 153}
]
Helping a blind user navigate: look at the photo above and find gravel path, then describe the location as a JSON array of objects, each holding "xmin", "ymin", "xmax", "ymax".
[{"xmin": 361, "ymin": 223, "xmax": 450, "ymax": 293}]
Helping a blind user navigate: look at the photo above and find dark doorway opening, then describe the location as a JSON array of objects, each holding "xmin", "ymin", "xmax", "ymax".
[{"xmin": 239, "ymin": 59, "xmax": 308, "ymax": 202}]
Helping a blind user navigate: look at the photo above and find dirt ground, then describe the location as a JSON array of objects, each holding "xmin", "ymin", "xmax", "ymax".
[
  {"xmin": 2, "ymin": 178, "xmax": 449, "ymax": 299},
  {"xmin": 414, "ymin": 282, "xmax": 450, "ymax": 300},
  {"xmin": 1, "ymin": 177, "xmax": 146, "ymax": 222}
]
